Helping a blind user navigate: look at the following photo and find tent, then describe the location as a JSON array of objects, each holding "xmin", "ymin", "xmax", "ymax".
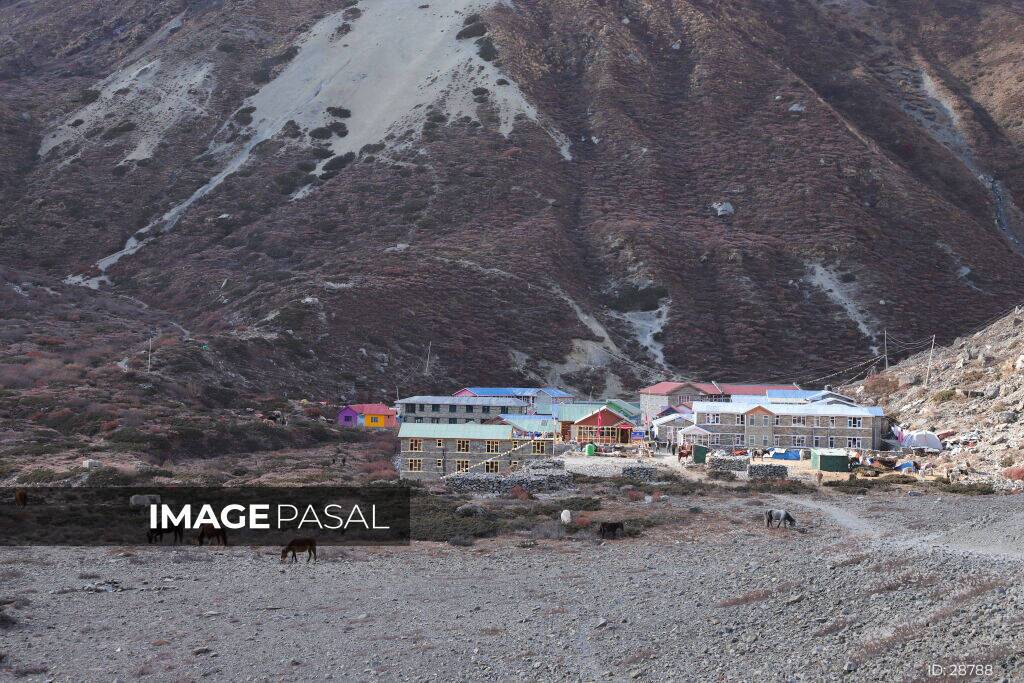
[
  {"xmin": 771, "ymin": 448, "xmax": 801, "ymax": 461},
  {"xmin": 899, "ymin": 429, "xmax": 942, "ymax": 451}
]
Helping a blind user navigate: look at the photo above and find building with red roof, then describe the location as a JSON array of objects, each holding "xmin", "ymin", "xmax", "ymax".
[
  {"xmin": 638, "ymin": 381, "xmax": 800, "ymax": 423},
  {"xmin": 337, "ymin": 403, "xmax": 397, "ymax": 429}
]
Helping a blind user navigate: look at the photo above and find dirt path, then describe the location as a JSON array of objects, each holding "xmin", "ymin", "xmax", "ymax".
[{"xmin": 773, "ymin": 494, "xmax": 878, "ymax": 537}]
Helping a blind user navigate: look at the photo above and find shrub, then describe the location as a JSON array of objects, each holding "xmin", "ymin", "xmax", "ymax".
[
  {"xmin": 932, "ymin": 389, "xmax": 957, "ymax": 403},
  {"xmin": 931, "ymin": 481, "xmax": 994, "ymax": 495},
  {"xmin": 1003, "ymin": 467, "xmax": 1024, "ymax": 482},
  {"xmin": 456, "ymin": 22, "xmax": 487, "ymax": 40},
  {"xmin": 448, "ymin": 535, "xmax": 474, "ymax": 547},
  {"xmin": 327, "ymin": 107, "xmax": 351, "ymax": 118},
  {"xmin": 863, "ymin": 373, "xmax": 898, "ymax": 397},
  {"xmin": 708, "ymin": 470, "xmax": 736, "ymax": 482}
]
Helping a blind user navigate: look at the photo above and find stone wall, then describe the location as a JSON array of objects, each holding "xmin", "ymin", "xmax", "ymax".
[
  {"xmin": 707, "ymin": 454, "xmax": 751, "ymax": 472},
  {"xmin": 444, "ymin": 469, "xmax": 572, "ymax": 494},
  {"xmin": 747, "ymin": 463, "xmax": 789, "ymax": 480},
  {"xmin": 621, "ymin": 465, "xmax": 659, "ymax": 481}
]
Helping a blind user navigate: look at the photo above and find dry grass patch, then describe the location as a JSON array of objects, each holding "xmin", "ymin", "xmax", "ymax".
[
  {"xmin": 813, "ymin": 617, "xmax": 856, "ymax": 637},
  {"xmin": 865, "ymin": 572, "xmax": 941, "ymax": 595},
  {"xmin": 832, "ymin": 552, "xmax": 870, "ymax": 568}
]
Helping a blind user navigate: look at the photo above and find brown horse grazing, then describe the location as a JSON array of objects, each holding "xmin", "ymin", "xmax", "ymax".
[
  {"xmin": 280, "ymin": 536, "xmax": 315, "ymax": 565},
  {"xmin": 14, "ymin": 489, "xmax": 27, "ymax": 507},
  {"xmin": 196, "ymin": 525, "xmax": 228, "ymax": 546},
  {"xmin": 281, "ymin": 538, "xmax": 317, "ymax": 563}
]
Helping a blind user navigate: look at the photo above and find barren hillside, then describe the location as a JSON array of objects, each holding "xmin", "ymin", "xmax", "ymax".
[
  {"xmin": 849, "ymin": 305, "xmax": 1024, "ymax": 482},
  {"xmin": 2, "ymin": 0, "xmax": 1024, "ymax": 404}
]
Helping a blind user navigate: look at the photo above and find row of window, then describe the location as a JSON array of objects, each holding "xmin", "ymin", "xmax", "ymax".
[
  {"xmin": 700, "ymin": 433, "xmax": 866, "ymax": 448},
  {"xmin": 406, "ymin": 459, "xmax": 520, "ymax": 473},
  {"xmin": 404, "ymin": 404, "xmax": 523, "ymax": 414},
  {"xmin": 407, "ymin": 439, "xmax": 547, "ymax": 454},
  {"xmin": 703, "ymin": 414, "xmax": 865, "ymax": 428}
]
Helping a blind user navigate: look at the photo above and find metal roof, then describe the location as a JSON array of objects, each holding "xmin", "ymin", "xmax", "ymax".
[
  {"xmin": 459, "ymin": 387, "xmax": 573, "ymax": 398},
  {"xmin": 398, "ymin": 423, "xmax": 513, "ymax": 440},
  {"xmin": 692, "ymin": 400, "xmax": 883, "ymax": 417},
  {"xmin": 396, "ymin": 395, "xmax": 528, "ymax": 407},
  {"xmin": 652, "ymin": 413, "xmax": 694, "ymax": 426},
  {"xmin": 499, "ymin": 414, "xmax": 556, "ymax": 434}
]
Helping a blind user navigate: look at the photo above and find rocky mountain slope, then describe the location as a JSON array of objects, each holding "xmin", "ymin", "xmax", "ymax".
[
  {"xmin": 848, "ymin": 305, "xmax": 1024, "ymax": 485},
  {"xmin": 2, "ymin": 0, "xmax": 1024, "ymax": 404}
]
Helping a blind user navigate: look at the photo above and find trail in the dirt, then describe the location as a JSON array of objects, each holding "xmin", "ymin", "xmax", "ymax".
[{"xmin": 773, "ymin": 494, "xmax": 878, "ymax": 537}]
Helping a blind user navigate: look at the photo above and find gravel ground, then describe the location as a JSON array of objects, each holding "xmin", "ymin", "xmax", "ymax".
[{"xmin": 1, "ymin": 489, "xmax": 1023, "ymax": 682}]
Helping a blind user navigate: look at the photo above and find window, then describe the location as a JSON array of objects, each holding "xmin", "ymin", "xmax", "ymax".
[
  {"xmin": 828, "ymin": 436, "xmax": 836, "ymax": 448},
  {"xmin": 485, "ymin": 440, "xmax": 500, "ymax": 453},
  {"xmin": 793, "ymin": 436, "xmax": 806, "ymax": 447},
  {"xmin": 847, "ymin": 437, "xmax": 864, "ymax": 448},
  {"xmin": 407, "ymin": 458, "xmax": 422, "ymax": 472},
  {"xmin": 816, "ymin": 416, "xmax": 827, "ymax": 428},
  {"xmin": 435, "ymin": 459, "xmax": 444, "ymax": 470},
  {"xmin": 813, "ymin": 436, "xmax": 822, "ymax": 447},
  {"xmin": 711, "ymin": 434, "xmax": 721, "ymax": 445},
  {"xmin": 455, "ymin": 459, "xmax": 470, "ymax": 472},
  {"xmin": 482, "ymin": 406, "xmax": 491, "ymax": 414},
  {"xmin": 792, "ymin": 416, "xmax": 805, "ymax": 426},
  {"xmin": 773, "ymin": 415, "xmax": 781, "ymax": 426},
  {"xmin": 829, "ymin": 416, "xmax": 836, "ymax": 428},
  {"xmin": 465, "ymin": 405, "xmax": 474, "ymax": 413},
  {"xmin": 448, "ymin": 418, "xmax": 457, "ymax": 424},
  {"xmin": 430, "ymin": 418, "xmax": 439, "ymax": 424},
  {"xmin": 368, "ymin": 416, "xmax": 381, "ymax": 425},
  {"xmin": 532, "ymin": 441, "xmax": 546, "ymax": 455},
  {"xmin": 436, "ymin": 439, "xmax": 444, "ymax": 448},
  {"xmin": 342, "ymin": 415, "xmax": 354, "ymax": 423},
  {"xmin": 485, "ymin": 461, "xmax": 499, "ymax": 473},
  {"xmin": 456, "ymin": 439, "xmax": 470, "ymax": 453},
  {"xmin": 415, "ymin": 417, "xmax": 423, "ymax": 423},
  {"xmin": 848, "ymin": 417, "xmax": 863, "ymax": 428},
  {"xmin": 736, "ymin": 414, "xmax": 745, "ymax": 426},
  {"xmin": 431, "ymin": 404, "xmax": 440, "ymax": 412},
  {"xmin": 409, "ymin": 438, "xmax": 423, "ymax": 452},
  {"xmin": 448, "ymin": 404, "xmax": 457, "ymax": 413},
  {"xmin": 510, "ymin": 460, "xmax": 520, "ymax": 469},
  {"xmin": 762, "ymin": 435, "xmax": 769, "ymax": 446},
  {"xmin": 773, "ymin": 435, "xmax": 780, "ymax": 447},
  {"xmin": 707, "ymin": 413, "xmax": 721, "ymax": 425},
  {"xmin": 735, "ymin": 434, "xmax": 745, "ymax": 446}
]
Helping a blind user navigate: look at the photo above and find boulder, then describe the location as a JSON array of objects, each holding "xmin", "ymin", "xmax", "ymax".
[
  {"xmin": 82, "ymin": 459, "xmax": 102, "ymax": 470},
  {"xmin": 560, "ymin": 509, "xmax": 572, "ymax": 525},
  {"xmin": 711, "ymin": 201, "xmax": 734, "ymax": 217}
]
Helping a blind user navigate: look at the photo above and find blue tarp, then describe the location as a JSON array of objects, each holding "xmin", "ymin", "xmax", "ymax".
[
  {"xmin": 771, "ymin": 449, "xmax": 801, "ymax": 461},
  {"xmin": 895, "ymin": 462, "xmax": 917, "ymax": 473}
]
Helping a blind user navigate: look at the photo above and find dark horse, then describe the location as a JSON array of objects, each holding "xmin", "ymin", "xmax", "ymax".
[
  {"xmin": 197, "ymin": 525, "xmax": 228, "ymax": 546},
  {"xmin": 281, "ymin": 538, "xmax": 317, "ymax": 563},
  {"xmin": 14, "ymin": 489, "xmax": 27, "ymax": 507},
  {"xmin": 147, "ymin": 522, "xmax": 185, "ymax": 545},
  {"xmin": 599, "ymin": 521, "xmax": 624, "ymax": 539}
]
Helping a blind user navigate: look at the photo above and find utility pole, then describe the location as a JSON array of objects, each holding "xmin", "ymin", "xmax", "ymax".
[
  {"xmin": 423, "ymin": 341, "xmax": 432, "ymax": 376},
  {"xmin": 924, "ymin": 335, "xmax": 936, "ymax": 388},
  {"xmin": 883, "ymin": 329, "xmax": 889, "ymax": 370}
]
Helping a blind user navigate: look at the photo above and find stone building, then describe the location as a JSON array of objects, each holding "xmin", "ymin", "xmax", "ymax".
[
  {"xmin": 689, "ymin": 400, "xmax": 884, "ymax": 450},
  {"xmin": 395, "ymin": 395, "xmax": 528, "ymax": 424},
  {"xmin": 397, "ymin": 422, "xmax": 552, "ymax": 480},
  {"xmin": 638, "ymin": 381, "xmax": 801, "ymax": 424}
]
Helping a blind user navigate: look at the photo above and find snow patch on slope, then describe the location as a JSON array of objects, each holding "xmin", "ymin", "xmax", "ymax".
[
  {"xmin": 40, "ymin": 57, "xmax": 214, "ymax": 165},
  {"xmin": 804, "ymin": 263, "xmax": 881, "ymax": 353},
  {"xmin": 64, "ymin": 0, "xmax": 571, "ymax": 287},
  {"xmin": 611, "ymin": 301, "xmax": 669, "ymax": 368}
]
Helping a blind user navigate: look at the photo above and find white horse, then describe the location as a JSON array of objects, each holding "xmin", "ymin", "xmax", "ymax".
[{"xmin": 765, "ymin": 509, "xmax": 796, "ymax": 528}]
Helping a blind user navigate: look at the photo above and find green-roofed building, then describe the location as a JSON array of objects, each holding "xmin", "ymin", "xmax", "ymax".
[{"xmin": 397, "ymin": 422, "xmax": 552, "ymax": 481}]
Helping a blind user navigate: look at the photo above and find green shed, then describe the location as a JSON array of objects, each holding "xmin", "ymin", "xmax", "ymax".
[
  {"xmin": 692, "ymin": 445, "xmax": 708, "ymax": 464},
  {"xmin": 811, "ymin": 448, "xmax": 850, "ymax": 472}
]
